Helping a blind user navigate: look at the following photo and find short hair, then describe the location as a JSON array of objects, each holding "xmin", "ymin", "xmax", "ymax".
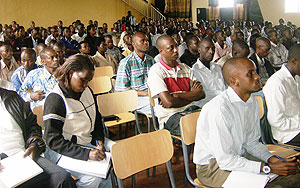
[
  {"xmin": 55, "ymin": 54, "xmax": 95, "ymax": 89},
  {"xmin": 104, "ymin": 34, "xmax": 112, "ymax": 40},
  {"xmin": 186, "ymin": 35, "xmax": 198, "ymax": 46},
  {"xmin": 53, "ymin": 41, "xmax": 66, "ymax": 51},
  {"xmin": 21, "ymin": 48, "xmax": 36, "ymax": 60},
  {"xmin": 232, "ymin": 39, "xmax": 249, "ymax": 53},
  {"xmin": 288, "ymin": 44, "xmax": 300, "ymax": 61},
  {"xmin": 40, "ymin": 47, "xmax": 53, "ymax": 60},
  {"xmin": 95, "ymin": 36, "xmax": 105, "ymax": 47},
  {"xmin": 267, "ymin": 29, "xmax": 277, "ymax": 37},
  {"xmin": 87, "ymin": 24, "xmax": 95, "ymax": 32},
  {"xmin": 250, "ymin": 33, "xmax": 261, "ymax": 50},
  {"xmin": 78, "ymin": 41, "xmax": 88, "ymax": 49}
]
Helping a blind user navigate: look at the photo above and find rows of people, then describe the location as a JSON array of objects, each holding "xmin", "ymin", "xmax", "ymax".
[{"xmin": 1, "ymin": 14, "xmax": 300, "ymax": 187}]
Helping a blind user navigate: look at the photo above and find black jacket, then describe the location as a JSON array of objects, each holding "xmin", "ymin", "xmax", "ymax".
[
  {"xmin": 0, "ymin": 88, "xmax": 45, "ymax": 157},
  {"xmin": 249, "ymin": 53, "xmax": 275, "ymax": 78}
]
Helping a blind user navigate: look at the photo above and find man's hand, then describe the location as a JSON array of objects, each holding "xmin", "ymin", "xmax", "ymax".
[
  {"xmin": 23, "ymin": 146, "xmax": 36, "ymax": 159},
  {"xmin": 89, "ymin": 149, "xmax": 106, "ymax": 161},
  {"xmin": 268, "ymin": 156, "xmax": 300, "ymax": 176},
  {"xmin": 191, "ymin": 81, "xmax": 203, "ymax": 91},
  {"xmin": 30, "ymin": 90, "xmax": 45, "ymax": 101}
]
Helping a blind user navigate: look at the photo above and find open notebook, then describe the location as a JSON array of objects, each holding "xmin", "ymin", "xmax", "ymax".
[
  {"xmin": 222, "ymin": 171, "xmax": 278, "ymax": 188},
  {"xmin": 57, "ymin": 152, "xmax": 111, "ymax": 178},
  {"xmin": 0, "ymin": 152, "xmax": 43, "ymax": 188}
]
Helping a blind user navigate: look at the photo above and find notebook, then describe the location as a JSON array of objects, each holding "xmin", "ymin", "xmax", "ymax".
[
  {"xmin": 222, "ymin": 171, "xmax": 278, "ymax": 188},
  {"xmin": 57, "ymin": 152, "xmax": 111, "ymax": 178},
  {"xmin": 0, "ymin": 152, "xmax": 43, "ymax": 188}
]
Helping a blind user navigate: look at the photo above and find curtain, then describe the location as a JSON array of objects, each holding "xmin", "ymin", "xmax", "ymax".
[
  {"xmin": 166, "ymin": 0, "xmax": 191, "ymax": 18},
  {"xmin": 208, "ymin": 0, "xmax": 247, "ymax": 20}
]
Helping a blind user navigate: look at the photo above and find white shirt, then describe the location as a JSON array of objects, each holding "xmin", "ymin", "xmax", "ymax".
[
  {"xmin": 71, "ymin": 33, "xmax": 87, "ymax": 43},
  {"xmin": 193, "ymin": 87, "xmax": 273, "ymax": 173},
  {"xmin": 192, "ymin": 59, "xmax": 227, "ymax": 108},
  {"xmin": 0, "ymin": 96, "xmax": 25, "ymax": 156},
  {"xmin": 263, "ymin": 64, "xmax": 300, "ymax": 143},
  {"xmin": 178, "ymin": 42, "xmax": 188, "ymax": 58},
  {"xmin": 45, "ymin": 34, "xmax": 56, "ymax": 46}
]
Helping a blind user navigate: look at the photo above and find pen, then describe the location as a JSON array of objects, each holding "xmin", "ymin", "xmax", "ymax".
[
  {"xmin": 276, "ymin": 155, "xmax": 286, "ymax": 162},
  {"xmin": 96, "ymin": 140, "xmax": 106, "ymax": 159}
]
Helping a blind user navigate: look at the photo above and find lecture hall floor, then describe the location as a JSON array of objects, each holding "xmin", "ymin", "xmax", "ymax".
[{"xmin": 110, "ymin": 122, "xmax": 196, "ymax": 188}]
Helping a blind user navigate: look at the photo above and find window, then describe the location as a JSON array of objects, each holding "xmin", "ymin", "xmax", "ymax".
[
  {"xmin": 285, "ymin": 0, "xmax": 300, "ymax": 13},
  {"xmin": 219, "ymin": 0, "xmax": 234, "ymax": 8}
]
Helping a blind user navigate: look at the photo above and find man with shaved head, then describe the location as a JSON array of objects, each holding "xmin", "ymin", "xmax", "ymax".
[
  {"xmin": 264, "ymin": 44, "xmax": 300, "ymax": 147},
  {"xmin": 148, "ymin": 35, "xmax": 205, "ymax": 135},
  {"xmin": 249, "ymin": 37, "xmax": 274, "ymax": 82},
  {"xmin": 192, "ymin": 38, "xmax": 226, "ymax": 108},
  {"xmin": 116, "ymin": 32, "xmax": 155, "ymax": 114},
  {"xmin": 19, "ymin": 48, "xmax": 59, "ymax": 108},
  {"xmin": 194, "ymin": 57, "xmax": 300, "ymax": 188}
]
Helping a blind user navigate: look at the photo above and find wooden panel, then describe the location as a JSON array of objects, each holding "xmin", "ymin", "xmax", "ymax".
[
  {"xmin": 111, "ymin": 129, "xmax": 173, "ymax": 179},
  {"xmin": 94, "ymin": 66, "xmax": 114, "ymax": 78},
  {"xmin": 89, "ymin": 76, "xmax": 112, "ymax": 94},
  {"xmin": 255, "ymin": 96, "xmax": 264, "ymax": 119},
  {"xmin": 180, "ymin": 111, "xmax": 200, "ymax": 145},
  {"xmin": 97, "ymin": 90, "xmax": 138, "ymax": 116}
]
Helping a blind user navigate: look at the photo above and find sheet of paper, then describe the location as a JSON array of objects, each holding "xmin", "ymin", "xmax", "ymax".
[
  {"xmin": 57, "ymin": 152, "xmax": 111, "ymax": 178},
  {"xmin": 222, "ymin": 171, "xmax": 278, "ymax": 188},
  {"xmin": 0, "ymin": 152, "xmax": 43, "ymax": 188}
]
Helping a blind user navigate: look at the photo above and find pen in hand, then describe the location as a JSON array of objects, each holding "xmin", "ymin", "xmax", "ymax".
[{"xmin": 96, "ymin": 140, "xmax": 106, "ymax": 159}]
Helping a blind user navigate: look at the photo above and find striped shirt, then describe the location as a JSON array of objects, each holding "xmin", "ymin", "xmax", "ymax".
[{"xmin": 115, "ymin": 51, "xmax": 155, "ymax": 91}]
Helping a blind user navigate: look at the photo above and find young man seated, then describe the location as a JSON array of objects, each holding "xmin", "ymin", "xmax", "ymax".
[
  {"xmin": 263, "ymin": 44, "xmax": 300, "ymax": 147},
  {"xmin": 193, "ymin": 57, "xmax": 300, "ymax": 188},
  {"xmin": 11, "ymin": 48, "xmax": 39, "ymax": 92},
  {"xmin": 0, "ymin": 44, "xmax": 19, "ymax": 81},
  {"xmin": 147, "ymin": 35, "xmax": 205, "ymax": 136},
  {"xmin": 0, "ymin": 87, "xmax": 76, "ymax": 188}
]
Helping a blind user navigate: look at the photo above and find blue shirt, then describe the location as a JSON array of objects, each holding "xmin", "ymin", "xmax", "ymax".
[
  {"xmin": 11, "ymin": 64, "xmax": 39, "ymax": 92},
  {"xmin": 60, "ymin": 37, "xmax": 78, "ymax": 57},
  {"xmin": 18, "ymin": 67, "xmax": 57, "ymax": 108}
]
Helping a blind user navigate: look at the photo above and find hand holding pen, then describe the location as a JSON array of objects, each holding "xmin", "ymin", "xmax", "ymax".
[{"xmin": 88, "ymin": 141, "xmax": 106, "ymax": 161}]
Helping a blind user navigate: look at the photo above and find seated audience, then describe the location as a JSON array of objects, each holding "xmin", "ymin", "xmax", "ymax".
[
  {"xmin": 104, "ymin": 34, "xmax": 123, "ymax": 63},
  {"xmin": 60, "ymin": 27, "xmax": 79, "ymax": 58},
  {"xmin": 194, "ymin": 57, "xmax": 300, "ymax": 188},
  {"xmin": 19, "ymin": 48, "xmax": 59, "ymax": 108},
  {"xmin": 43, "ymin": 55, "xmax": 114, "ymax": 188},
  {"xmin": 281, "ymin": 27, "xmax": 296, "ymax": 50},
  {"xmin": 267, "ymin": 30, "xmax": 288, "ymax": 70},
  {"xmin": 217, "ymin": 39, "xmax": 250, "ymax": 67},
  {"xmin": 78, "ymin": 41, "xmax": 90, "ymax": 55},
  {"xmin": 71, "ymin": 23, "xmax": 87, "ymax": 43},
  {"xmin": 192, "ymin": 38, "xmax": 227, "ymax": 108},
  {"xmin": 0, "ymin": 44, "xmax": 19, "ymax": 81},
  {"xmin": 25, "ymin": 27, "xmax": 44, "ymax": 48},
  {"xmin": 53, "ymin": 41, "xmax": 66, "ymax": 65},
  {"xmin": 4, "ymin": 27, "xmax": 22, "ymax": 62},
  {"xmin": 11, "ymin": 49, "xmax": 38, "ymax": 92},
  {"xmin": 92, "ymin": 37, "xmax": 118, "ymax": 74},
  {"xmin": 45, "ymin": 26, "xmax": 59, "ymax": 46},
  {"xmin": 249, "ymin": 37, "xmax": 274, "ymax": 82},
  {"xmin": 212, "ymin": 30, "xmax": 231, "ymax": 62},
  {"xmin": 122, "ymin": 33, "xmax": 133, "ymax": 57},
  {"xmin": 115, "ymin": 32, "xmax": 155, "ymax": 114},
  {"xmin": 263, "ymin": 44, "xmax": 300, "ymax": 146},
  {"xmin": 179, "ymin": 35, "xmax": 199, "ymax": 68},
  {"xmin": 35, "ymin": 43, "xmax": 46, "ymax": 66},
  {"xmin": 147, "ymin": 35, "xmax": 205, "ymax": 135},
  {"xmin": 84, "ymin": 24, "xmax": 98, "ymax": 56},
  {"xmin": 0, "ymin": 87, "xmax": 76, "ymax": 188}
]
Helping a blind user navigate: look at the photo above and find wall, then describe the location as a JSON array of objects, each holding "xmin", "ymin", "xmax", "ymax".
[
  {"xmin": 0, "ymin": 0, "xmax": 146, "ymax": 29},
  {"xmin": 191, "ymin": 0, "xmax": 209, "ymax": 24},
  {"xmin": 258, "ymin": 0, "xmax": 300, "ymax": 26}
]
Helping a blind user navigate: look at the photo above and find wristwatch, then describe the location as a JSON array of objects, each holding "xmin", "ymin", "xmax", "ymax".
[{"xmin": 262, "ymin": 164, "xmax": 271, "ymax": 174}]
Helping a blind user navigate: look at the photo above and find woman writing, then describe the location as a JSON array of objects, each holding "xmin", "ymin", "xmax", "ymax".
[{"xmin": 43, "ymin": 54, "xmax": 113, "ymax": 188}]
